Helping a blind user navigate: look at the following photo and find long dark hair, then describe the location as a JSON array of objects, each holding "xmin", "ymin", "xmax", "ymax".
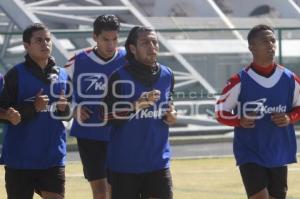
[{"xmin": 125, "ymin": 26, "xmax": 154, "ymax": 61}]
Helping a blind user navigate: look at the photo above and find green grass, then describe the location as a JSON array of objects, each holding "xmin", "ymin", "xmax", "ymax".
[{"xmin": 1, "ymin": 157, "xmax": 300, "ymax": 199}]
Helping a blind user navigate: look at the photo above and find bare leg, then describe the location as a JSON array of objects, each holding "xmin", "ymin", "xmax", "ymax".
[
  {"xmin": 249, "ymin": 188, "xmax": 269, "ymax": 199},
  {"xmin": 90, "ymin": 179, "xmax": 109, "ymax": 199}
]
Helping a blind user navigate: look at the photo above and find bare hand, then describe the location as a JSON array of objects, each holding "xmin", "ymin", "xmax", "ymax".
[
  {"xmin": 271, "ymin": 112, "xmax": 290, "ymax": 127},
  {"xmin": 73, "ymin": 106, "xmax": 93, "ymax": 122},
  {"xmin": 34, "ymin": 89, "xmax": 49, "ymax": 112},
  {"xmin": 239, "ymin": 112, "xmax": 257, "ymax": 128},
  {"xmin": 56, "ymin": 90, "xmax": 68, "ymax": 112},
  {"xmin": 163, "ymin": 104, "xmax": 177, "ymax": 125},
  {"xmin": 6, "ymin": 107, "xmax": 21, "ymax": 125},
  {"xmin": 135, "ymin": 90, "xmax": 161, "ymax": 110}
]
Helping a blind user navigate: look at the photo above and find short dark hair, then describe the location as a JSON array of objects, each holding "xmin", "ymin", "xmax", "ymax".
[
  {"xmin": 93, "ymin": 14, "xmax": 120, "ymax": 35},
  {"xmin": 247, "ymin": 24, "xmax": 274, "ymax": 45},
  {"xmin": 125, "ymin": 26, "xmax": 155, "ymax": 61},
  {"xmin": 23, "ymin": 23, "xmax": 49, "ymax": 43}
]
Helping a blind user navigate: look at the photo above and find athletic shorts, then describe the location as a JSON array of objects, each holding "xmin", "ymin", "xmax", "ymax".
[
  {"xmin": 5, "ymin": 166, "xmax": 65, "ymax": 199},
  {"xmin": 239, "ymin": 163, "xmax": 287, "ymax": 199},
  {"xmin": 111, "ymin": 168, "xmax": 173, "ymax": 199},
  {"xmin": 77, "ymin": 137, "xmax": 108, "ymax": 181}
]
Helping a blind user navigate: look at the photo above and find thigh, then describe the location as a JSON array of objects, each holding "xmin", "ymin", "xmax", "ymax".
[
  {"xmin": 5, "ymin": 167, "xmax": 35, "ymax": 199},
  {"xmin": 35, "ymin": 166, "xmax": 65, "ymax": 198},
  {"xmin": 239, "ymin": 163, "xmax": 268, "ymax": 198},
  {"xmin": 77, "ymin": 138, "xmax": 108, "ymax": 181},
  {"xmin": 141, "ymin": 168, "xmax": 173, "ymax": 199},
  {"xmin": 267, "ymin": 166, "xmax": 287, "ymax": 199},
  {"xmin": 111, "ymin": 171, "xmax": 142, "ymax": 199}
]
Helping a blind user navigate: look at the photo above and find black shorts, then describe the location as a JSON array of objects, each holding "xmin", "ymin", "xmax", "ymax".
[
  {"xmin": 111, "ymin": 168, "xmax": 173, "ymax": 199},
  {"xmin": 239, "ymin": 163, "xmax": 287, "ymax": 199},
  {"xmin": 5, "ymin": 166, "xmax": 65, "ymax": 199},
  {"xmin": 77, "ymin": 137, "xmax": 108, "ymax": 181}
]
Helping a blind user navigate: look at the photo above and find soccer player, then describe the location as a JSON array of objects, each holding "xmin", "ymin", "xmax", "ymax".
[
  {"xmin": 64, "ymin": 14, "xmax": 126, "ymax": 199},
  {"xmin": 215, "ymin": 24, "xmax": 300, "ymax": 199},
  {"xmin": 104, "ymin": 26, "xmax": 176, "ymax": 199},
  {"xmin": 0, "ymin": 23, "xmax": 71, "ymax": 199}
]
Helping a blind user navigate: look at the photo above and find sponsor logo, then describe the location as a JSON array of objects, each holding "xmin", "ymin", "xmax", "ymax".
[
  {"xmin": 83, "ymin": 75, "xmax": 106, "ymax": 92},
  {"xmin": 243, "ymin": 98, "xmax": 287, "ymax": 119},
  {"xmin": 245, "ymin": 98, "xmax": 287, "ymax": 114},
  {"xmin": 24, "ymin": 96, "xmax": 36, "ymax": 102},
  {"xmin": 77, "ymin": 73, "xmax": 108, "ymax": 98},
  {"xmin": 137, "ymin": 109, "xmax": 164, "ymax": 119}
]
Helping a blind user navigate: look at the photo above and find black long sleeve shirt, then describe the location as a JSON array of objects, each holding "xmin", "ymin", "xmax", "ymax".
[{"xmin": 0, "ymin": 55, "xmax": 72, "ymax": 123}]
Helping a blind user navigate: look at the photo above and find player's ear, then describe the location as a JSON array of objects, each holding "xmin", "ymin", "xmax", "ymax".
[
  {"xmin": 248, "ymin": 44, "xmax": 253, "ymax": 52},
  {"xmin": 92, "ymin": 33, "xmax": 98, "ymax": 42},
  {"xmin": 129, "ymin": 44, "xmax": 136, "ymax": 56},
  {"xmin": 23, "ymin": 42, "xmax": 29, "ymax": 51}
]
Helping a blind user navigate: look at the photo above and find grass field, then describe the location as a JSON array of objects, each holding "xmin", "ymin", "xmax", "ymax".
[{"xmin": 1, "ymin": 157, "xmax": 300, "ymax": 199}]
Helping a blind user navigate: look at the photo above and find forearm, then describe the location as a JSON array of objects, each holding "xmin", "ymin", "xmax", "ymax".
[
  {"xmin": 0, "ymin": 68, "xmax": 37, "ymax": 122},
  {"xmin": 53, "ymin": 104, "xmax": 72, "ymax": 121},
  {"xmin": 288, "ymin": 106, "xmax": 300, "ymax": 124},
  {"xmin": 0, "ymin": 109, "xmax": 8, "ymax": 121},
  {"xmin": 16, "ymin": 102, "xmax": 38, "ymax": 122},
  {"xmin": 105, "ymin": 101, "xmax": 137, "ymax": 126},
  {"xmin": 215, "ymin": 111, "xmax": 240, "ymax": 127}
]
